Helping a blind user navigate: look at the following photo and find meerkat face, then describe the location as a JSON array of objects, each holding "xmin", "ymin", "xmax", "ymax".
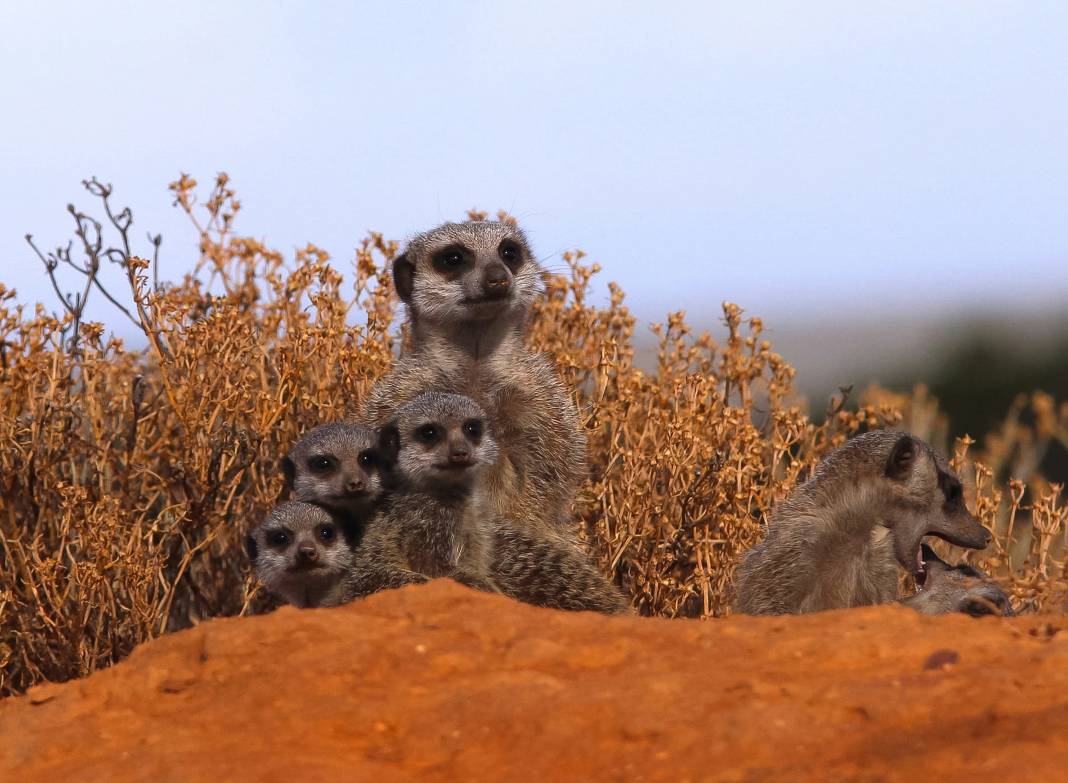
[
  {"xmin": 878, "ymin": 433, "xmax": 991, "ymax": 581},
  {"xmin": 905, "ymin": 544, "xmax": 1013, "ymax": 617},
  {"xmin": 282, "ymin": 422, "xmax": 388, "ymax": 518},
  {"xmin": 391, "ymin": 221, "xmax": 541, "ymax": 325},
  {"xmin": 244, "ymin": 502, "xmax": 353, "ymax": 608},
  {"xmin": 378, "ymin": 392, "xmax": 500, "ymax": 493}
]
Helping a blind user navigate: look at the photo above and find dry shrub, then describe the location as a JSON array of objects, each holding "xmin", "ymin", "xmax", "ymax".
[{"xmin": 1, "ymin": 175, "xmax": 1064, "ymax": 696}]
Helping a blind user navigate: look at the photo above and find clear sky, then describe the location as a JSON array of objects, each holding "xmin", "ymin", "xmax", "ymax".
[{"xmin": 3, "ymin": 2, "xmax": 1067, "ymax": 347}]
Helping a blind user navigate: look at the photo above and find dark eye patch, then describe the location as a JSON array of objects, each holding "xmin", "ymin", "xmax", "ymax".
[
  {"xmin": 417, "ymin": 424, "xmax": 442, "ymax": 445},
  {"xmin": 462, "ymin": 419, "xmax": 483, "ymax": 440},
  {"xmin": 266, "ymin": 529, "xmax": 291, "ymax": 548},
  {"xmin": 318, "ymin": 525, "xmax": 336, "ymax": 543},
  {"xmin": 498, "ymin": 240, "xmax": 523, "ymax": 269},
  {"xmin": 939, "ymin": 472, "xmax": 963, "ymax": 506},
  {"xmin": 307, "ymin": 455, "xmax": 336, "ymax": 474},
  {"xmin": 432, "ymin": 245, "xmax": 469, "ymax": 273},
  {"xmin": 357, "ymin": 450, "xmax": 377, "ymax": 469}
]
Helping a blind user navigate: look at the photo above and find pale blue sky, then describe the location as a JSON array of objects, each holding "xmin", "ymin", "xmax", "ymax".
[{"xmin": 3, "ymin": 2, "xmax": 1067, "ymax": 352}]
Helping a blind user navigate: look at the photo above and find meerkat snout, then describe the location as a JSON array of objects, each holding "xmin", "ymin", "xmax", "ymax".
[{"xmin": 481, "ymin": 262, "xmax": 512, "ymax": 299}]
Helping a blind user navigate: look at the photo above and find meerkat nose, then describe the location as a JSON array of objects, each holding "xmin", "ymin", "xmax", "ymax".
[
  {"xmin": 449, "ymin": 448, "xmax": 471, "ymax": 463},
  {"xmin": 482, "ymin": 265, "xmax": 511, "ymax": 296},
  {"xmin": 297, "ymin": 545, "xmax": 318, "ymax": 562},
  {"xmin": 344, "ymin": 477, "xmax": 365, "ymax": 493}
]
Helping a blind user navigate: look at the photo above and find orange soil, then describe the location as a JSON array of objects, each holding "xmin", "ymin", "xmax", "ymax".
[{"xmin": 2, "ymin": 580, "xmax": 1066, "ymax": 782}]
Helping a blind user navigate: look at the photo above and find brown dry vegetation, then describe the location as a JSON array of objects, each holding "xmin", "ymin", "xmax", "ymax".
[{"xmin": 1, "ymin": 174, "xmax": 1066, "ymax": 697}]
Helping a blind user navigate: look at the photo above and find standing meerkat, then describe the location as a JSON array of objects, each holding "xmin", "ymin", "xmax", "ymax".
[
  {"xmin": 362, "ymin": 220, "xmax": 587, "ymax": 533},
  {"xmin": 733, "ymin": 431, "xmax": 992, "ymax": 615},
  {"xmin": 902, "ymin": 544, "xmax": 1014, "ymax": 617}
]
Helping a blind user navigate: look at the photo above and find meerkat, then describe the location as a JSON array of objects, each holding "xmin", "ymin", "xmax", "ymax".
[
  {"xmin": 362, "ymin": 220, "xmax": 587, "ymax": 533},
  {"xmin": 902, "ymin": 543, "xmax": 1014, "ymax": 617},
  {"xmin": 732, "ymin": 430, "xmax": 992, "ymax": 615},
  {"xmin": 350, "ymin": 392, "xmax": 626, "ymax": 614},
  {"xmin": 245, "ymin": 501, "xmax": 362, "ymax": 609},
  {"xmin": 351, "ymin": 392, "xmax": 502, "ymax": 595},
  {"xmin": 282, "ymin": 422, "xmax": 388, "ymax": 521}
]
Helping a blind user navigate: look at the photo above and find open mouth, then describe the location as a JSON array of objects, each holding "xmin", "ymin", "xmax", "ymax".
[{"xmin": 913, "ymin": 546, "xmax": 929, "ymax": 590}]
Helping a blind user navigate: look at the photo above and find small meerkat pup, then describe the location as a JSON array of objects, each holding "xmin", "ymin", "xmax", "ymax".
[
  {"xmin": 282, "ymin": 422, "xmax": 388, "ymax": 520},
  {"xmin": 902, "ymin": 544, "xmax": 1014, "ymax": 618},
  {"xmin": 352, "ymin": 392, "xmax": 627, "ymax": 614},
  {"xmin": 733, "ymin": 431, "xmax": 992, "ymax": 615},
  {"xmin": 362, "ymin": 220, "xmax": 587, "ymax": 533},
  {"xmin": 245, "ymin": 502, "xmax": 359, "ymax": 608},
  {"xmin": 350, "ymin": 392, "xmax": 501, "ymax": 597}
]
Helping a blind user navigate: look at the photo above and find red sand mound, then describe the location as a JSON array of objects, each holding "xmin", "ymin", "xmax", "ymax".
[{"xmin": 2, "ymin": 580, "xmax": 1067, "ymax": 782}]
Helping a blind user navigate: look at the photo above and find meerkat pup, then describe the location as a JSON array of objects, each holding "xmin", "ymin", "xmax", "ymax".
[
  {"xmin": 352, "ymin": 391, "xmax": 626, "ymax": 614},
  {"xmin": 902, "ymin": 544, "xmax": 1014, "ymax": 617},
  {"xmin": 245, "ymin": 501, "xmax": 360, "ymax": 609},
  {"xmin": 350, "ymin": 392, "xmax": 501, "ymax": 596},
  {"xmin": 733, "ymin": 430, "xmax": 992, "ymax": 615},
  {"xmin": 362, "ymin": 220, "xmax": 587, "ymax": 533},
  {"xmin": 282, "ymin": 422, "xmax": 388, "ymax": 521}
]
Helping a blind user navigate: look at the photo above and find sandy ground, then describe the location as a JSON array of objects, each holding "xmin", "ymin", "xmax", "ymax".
[{"xmin": 2, "ymin": 580, "xmax": 1066, "ymax": 782}]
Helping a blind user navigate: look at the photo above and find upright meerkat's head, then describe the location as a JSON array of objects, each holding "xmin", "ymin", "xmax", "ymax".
[
  {"xmin": 282, "ymin": 422, "xmax": 389, "ymax": 518},
  {"xmin": 244, "ymin": 501, "xmax": 353, "ymax": 608},
  {"xmin": 816, "ymin": 430, "xmax": 992, "ymax": 582},
  {"xmin": 391, "ymin": 221, "xmax": 541, "ymax": 326},
  {"xmin": 378, "ymin": 392, "xmax": 499, "ymax": 494},
  {"xmin": 903, "ymin": 544, "xmax": 1013, "ymax": 617}
]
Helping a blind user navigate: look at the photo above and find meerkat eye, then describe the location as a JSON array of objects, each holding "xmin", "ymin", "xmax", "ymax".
[
  {"xmin": 498, "ymin": 240, "xmax": 522, "ymax": 268},
  {"xmin": 417, "ymin": 424, "xmax": 442, "ymax": 444},
  {"xmin": 307, "ymin": 455, "xmax": 335, "ymax": 473},
  {"xmin": 357, "ymin": 451, "xmax": 376, "ymax": 469},
  {"xmin": 462, "ymin": 419, "xmax": 483, "ymax": 440},
  {"xmin": 318, "ymin": 525, "xmax": 336, "ymax": 543},
  {"xmin": 266, "ymin": 530, "xmax": 290, "ymax": 548},
  {"xmin": 432, "ymin": 246, "xmax": 467, "ymax": 272}
]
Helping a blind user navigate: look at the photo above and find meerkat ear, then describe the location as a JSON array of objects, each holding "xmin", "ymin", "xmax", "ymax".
[
  {"xmin": 377, "ymin": 423, "xmax": 400, "ymax": 465},
  {"xmin": 281, "ymin": 456, "xmax": 296, "ymax": 492},
  {"xmin": 244, "ymin": 534, "xmax": 259, "ymax": 563},
  {"xmin": 885, "ymin": 434, "xmax": 915, "ymax": 481},
  {"xmin": 392, "ymin": 253, "xmax": 414, "ymax": 303}
]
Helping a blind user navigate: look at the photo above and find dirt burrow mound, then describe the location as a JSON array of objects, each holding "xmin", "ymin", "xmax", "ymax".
[{"xmin": 2, "ymin": 581, "xmax": 1066, "ymax": 782}]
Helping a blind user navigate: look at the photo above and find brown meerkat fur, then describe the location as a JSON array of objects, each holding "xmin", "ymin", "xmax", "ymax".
[
  {"xmin": 489, "ymin": 522, "xmax": 630, "ymax": 614},
  {"xmin": 733, "ymin": 430, "xmax": 991, "ymax": 615},
  {"xmin": 902, "ymin": 543, "xmax": 1014, "ymax": 617},
  {"xmin": 362, "ymin": 220, "xmax": 587, "ymax": 533}
]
